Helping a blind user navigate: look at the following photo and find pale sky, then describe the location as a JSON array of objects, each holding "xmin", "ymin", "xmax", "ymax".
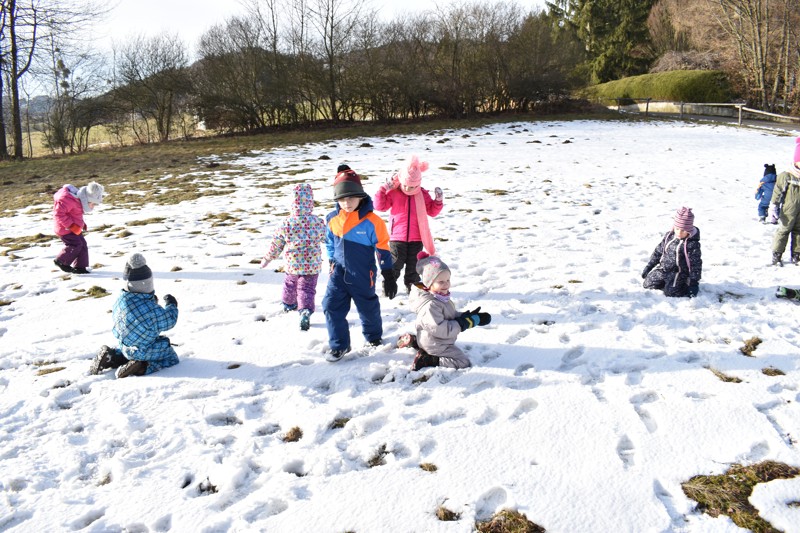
[{"xmin": 96, "ymin": 0, "xmax": 547, "ymax": 55}]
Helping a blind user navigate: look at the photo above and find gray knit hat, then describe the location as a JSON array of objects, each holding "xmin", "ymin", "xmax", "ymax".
[
  {"xmin": 77, "ymin": 182, "xmax": 105, "ymax": 213},
  {"xmin": 124, "ymin": 253, "xmax": 154, "ymax": 294},
  {"xmin": 416, "ymin": 251, "xmax": 450, "ymax": 288}
]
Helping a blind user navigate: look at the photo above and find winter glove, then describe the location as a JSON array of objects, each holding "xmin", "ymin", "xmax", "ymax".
[
  {"xmin": 768, "ymin": 203, "xmax": 779, "ymax": 224},
  {"xmin": 385, "ymin": 173, "xmax": 400, "ymax": 190},
  {"xmin": 641, "ymin": 266, "xmax": 652, "ymax": 279},
  {"xmin": 434, "ymin": 187, "xmax": 443, "ymax": 202},
  {"xmin": 455, "ymin": 311, "xmax": 492, "ymax": 331},
  {"xmin": 69, "ymin": 224, "xmax": 82, "ymax": 235},
  {"xmin": 260, "ymin": 257, "xmax": 270, "ymax": 269},
  {"xmin": 163, "ymin": 294, "xmax": 178, "ymax": 307},
  {"xmin": 382, "ymin": 270, "xmax": 397, "ymax": 299},
  {"xmin": 687, "ymin": 282, "xmax": 699, "ymax": 298}
]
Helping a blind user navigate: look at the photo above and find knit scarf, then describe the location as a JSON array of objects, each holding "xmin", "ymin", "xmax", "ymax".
[{"xmin": 412, "ymin": 191, "xmax": 435, "ymax": 255}]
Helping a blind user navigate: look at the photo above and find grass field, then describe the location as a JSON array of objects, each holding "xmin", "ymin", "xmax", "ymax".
[{"xmin": 0, "ymin": 111, "xmax": 622, "ymax": 216}]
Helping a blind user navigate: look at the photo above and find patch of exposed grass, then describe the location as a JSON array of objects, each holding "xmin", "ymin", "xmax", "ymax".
[
  {"xmin": 69, "ymin": 286, "xmax": 110, "ymax": 301},
  {"xmin": 284, "ymin": 168, "xmax": 314, "ymax": 176},
  {"xmin": 740, "ymin": 336, "xmax": 762, "ymax": 357},
  {"xmin": 282, "ymin": 426, "xmax": 303, "ymax": 442},
  {"xmin": 203, "ymin": 212, "xmax": 241, "ymax": 227},
  {"xmin": 439, "ymin": 166, "xmax": 458, "ymax": 171},
  {"xmin": 171, "ymin": 266, "xmax": 182, "ymax": 272},
  {"xmin": 436, "ymin": 505, "xmax": 460, "ymax": 521},
  {"xmin": 0, "ymin": 299, "xmax": 12, "ymax": 306},
  {"xmin": 705, "ymin": 366, "xmax": 742, "ymax": 383},
  {"xmin": 127, "ymin": 217, "xmax": 166, "ymax": 226},
  {"xmin": 475, "ymin": 509, "xmax": 546, "ymax": 532},
  {"xmin": 0, "ymin": 233, "xmax": 56, "ymax": 256},
  {"xmin": 483, "ymin": 189, "xmax": 508, "ymax": 196},
  {"xmin": 761, "ymin": 367, "xmax": 785, "ymax": 376},
  {"xmin": 420, "ymin": 463, "xmax": 438, "ymax": 472},
  {"xmin": 682, "ymin": 461, "xmax": 800, "ymax": 532},
  {"xmin": 567, "ymin": 279, "xmax": 582, "ymax": 284},
  {"xmin": 227, "ymin": 363, "xmax": 241, "ymax": 370},
  {"xmin": 329, "ymin": 417, "xmax": 350, "ymax": 430},
  {"xmin": 36, "ymin": 366, "xmax": 66, "ymax": 376},
  {"xmin": 367, "ymin": 444, "xmax": 389, "ymax": 467}
]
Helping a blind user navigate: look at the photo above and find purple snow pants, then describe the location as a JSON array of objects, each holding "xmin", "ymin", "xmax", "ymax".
[
  {"xmin": 56, "ymin": 233, "xmax": 89, "ymax": 269},
  {"xmin": 282, "ymin": 273, "xmax": 319, "ymax": 312}
]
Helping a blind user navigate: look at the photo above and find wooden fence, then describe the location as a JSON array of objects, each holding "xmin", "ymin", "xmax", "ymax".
[{"xmin": 609, "ymin": 98, "xmax": 800, "ymax": 126}]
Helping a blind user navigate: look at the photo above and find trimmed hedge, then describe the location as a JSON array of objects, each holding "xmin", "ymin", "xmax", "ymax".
[{"xmin": 579, "ymin": 70, "xmax": 734, "ymax": 103}]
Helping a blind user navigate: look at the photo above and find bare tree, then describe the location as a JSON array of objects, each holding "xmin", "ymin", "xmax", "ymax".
[
  {"xmin": 0, "ymin": 0, "xmax": 108, "ymax": 158},
  {"xmin": 308, "ymin": 0, "xmax": 364, "ymax": 121},
  {"xmin": 113, "ymin": 33, "xmax": 191, "ymax": 142}
]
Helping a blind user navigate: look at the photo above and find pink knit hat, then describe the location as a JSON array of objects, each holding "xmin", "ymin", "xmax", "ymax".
[
  {"xmin": 673, "ymin": 207, "xmax": 695, "ymax": 232},
  {"xmin": 794, "ymin": 137, "xmax": 800, "ymax": 169},
  {"xmin": 399, "ymin": 154, "xmax": 429, "ymax": 192},
  {"xmin": 416, "ymin": 251, "xmax": 449, "ymax": 288}
]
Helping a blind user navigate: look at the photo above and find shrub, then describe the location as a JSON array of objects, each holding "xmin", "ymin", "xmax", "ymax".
[{"xmin": 579, "ymin": 70, "xmax": 733, "ymax": 103}]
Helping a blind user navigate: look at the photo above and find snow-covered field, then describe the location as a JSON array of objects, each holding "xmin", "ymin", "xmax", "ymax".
[{"xmin": 1, "ymin": 119, "xmax": 799, "ymax": 532}]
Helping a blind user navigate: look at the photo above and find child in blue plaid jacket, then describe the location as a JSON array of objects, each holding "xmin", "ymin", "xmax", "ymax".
[{"xmin": 90, "ymin": 253, "xmax": 179, "ymax": 378}]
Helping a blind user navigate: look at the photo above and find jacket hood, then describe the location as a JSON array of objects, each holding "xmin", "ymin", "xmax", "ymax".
[{"xmin": 292, "ymin": 184, "xmax": 315, "ymax": 216}]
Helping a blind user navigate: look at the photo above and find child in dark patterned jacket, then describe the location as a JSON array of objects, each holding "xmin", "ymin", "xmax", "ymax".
[
  {"xmin": 397, "ymin": 252, "xmax": 491, "ymax": 371},
  {"xmin": 260, "ymin": 183, "xmax": 326, "ymax": 331},
  {"xmin": 641, "ymin": 207, "xmax": 702, "ymax": 298},
  {"xmin": 90, "ymin": 253, "xmax": 179, "ymax": 378}
]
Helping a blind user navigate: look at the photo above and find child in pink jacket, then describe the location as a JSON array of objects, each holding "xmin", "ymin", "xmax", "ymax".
[
  {"xmin": 52, "ymin": 182, "xmax": 105, "ymax": 274},
  {"xmin": 374, "ymin": 154, "xmax": 443, "ymax": 294}
]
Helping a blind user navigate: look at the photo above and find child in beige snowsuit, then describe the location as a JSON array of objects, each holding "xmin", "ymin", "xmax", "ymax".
[{"xmin": 398, "ymin": 252, "xmax": 491, "ymax": 370}]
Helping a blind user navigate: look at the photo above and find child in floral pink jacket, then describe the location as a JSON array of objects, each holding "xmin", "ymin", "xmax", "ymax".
[
  {"xmin": 260, "ymin": 183, "xmax": 326, "ymax": 331},
  {"xmin": 374, "ymin": 154, "xmax": 443, "ymax": 293}
]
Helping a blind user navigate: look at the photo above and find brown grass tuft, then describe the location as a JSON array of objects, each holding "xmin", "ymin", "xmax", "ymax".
[
  {"xmin": 282, "ymin": 426, "xmax": 303, "ymax": 442},
  {"xmin": 705, "ymin": 366, "xmax": 742, "ymax": 383},
  {"xmin": 329, "ymin": 417, "xmax": 350, "ymax": 430},
  {"xmin": 682, "ymin": 461, "xmax": 800, "ymax": 532},
  {"xmin": 740, "ymin": 336, "xmax": 762, "ymax": 357},
  {"xmin": 761, "ymin": 367, "xmax": 785, "ymax": 377},
  {"xmin": 436, "ymin": 505, "xmax": 460, "ymax": 521},
  {"xmin": 475, "ymin": 509, "xmax": 546, "ymax": 532},
  {"xmin": 367, "ymin": 444, "xmax": 389, "ymax": 468},
  {"xmin": 420, "ymin": 463, "xmax": 438, "ymax": 472}
]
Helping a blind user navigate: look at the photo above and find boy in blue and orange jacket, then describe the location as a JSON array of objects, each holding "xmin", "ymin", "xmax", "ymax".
[{"xmin": 322, "ymin": 165, "xmax": 396, "ymax": 361}]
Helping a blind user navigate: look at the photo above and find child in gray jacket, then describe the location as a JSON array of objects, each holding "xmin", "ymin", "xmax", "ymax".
[{"xmin": 397, "ymin": 252, "xmax": 491, "ymax": 370}]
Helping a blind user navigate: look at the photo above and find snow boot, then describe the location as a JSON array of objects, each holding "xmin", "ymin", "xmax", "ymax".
[
  {"xmin": 282, "ymin": 302, "xmax": 298, "ymax": 313},
  {"xmin": 411, "ymin": 349, "xmax": 439, "ymax": 371},
  {"xmin": 396, "ymin": 333, "xmax": 418, "ymax": 349},
  {"xmin": 90, "ymin": 345, "xmax": 127, "ymax": 375},
  {"xmin": 115, "ymin": 360, "xmax": 148, "ymax": 378},
  {"xmin": 325, "ymin": 347, "xmax": 350, "ymax": 362},
  {"xmin": 772, "ymin": 252, "xmax": 783, "ymax": 267},
  {"xmin": 299, "ymin": 309, "xmax": 311, "ymax": 331},
  {"xmin": 759, "ymin": 216, "xmax": 766, "ymax": 223},
  {"xmin": 792, "ymin": 253, "xmax": 800, "ymax": 265},
  {"xmin": 54, "ymin": 259, "xmax": 74, "ymax": 273}
]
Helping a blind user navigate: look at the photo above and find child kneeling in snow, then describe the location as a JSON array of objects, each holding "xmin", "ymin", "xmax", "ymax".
[
  {"xmin": 397, "ymin": 252, "xmax": 491, "ymax": 370},
  {"xmin": 91, "ymin": 253, "xmax": 179, "ymax": 378},
  {"xmin": 641, "ymin": 207, "xmax": 702, "ymax": 298}
]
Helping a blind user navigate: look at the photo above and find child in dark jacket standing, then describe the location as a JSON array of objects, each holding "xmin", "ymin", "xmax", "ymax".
[
  {"xmin": 322, "ymin": 165, "xmax": 396, "ymax": 362},
  {"xmin": 374, "ymin": 154, "xmax": 443, "ymax": 293},
  {"xmin": 90, "ymin": 253, "xmax": 179, "ymax": 378},
  {"xmin": 260, "ymin": 183, "xmax": 326, "ymax": 331},
  {"xmin": 756, "ymin": 164, "xmax": 777, "ymax": 223},
  {"xmin": 642, "ymin": 207, "xmax": 702, "ymax": 298},
  {"xmin": 52, "ymin": 182, "xmax": 105, "ymax": 274},
  {"xmin": 397, "ymin": 252, "xmax": 491, "ymax": 370}
]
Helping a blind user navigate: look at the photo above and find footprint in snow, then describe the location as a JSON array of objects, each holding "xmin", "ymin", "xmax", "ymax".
[
  {"xmin": 514, "ymin": 363, "xmax": 535, "ymax": 377},
  {"xmin": 617, "ymin": 435, "xmax": 635, "ymax": 468},
  {"xmin": 475, "ymin": 486, "xmax": 508, "ymax": 520},
  {"xmin": 509, "ymin": 398, "xmax": 538, "ymax": 420},
  {"xmin": 474, "ymin": 406, "xmax": 498, "ymax": 426},
  {"xmin": 559, "ymin": 345, "xmax": 585, "ymax": 370},
  {"xmin": 506, "ymin": 328, "xmax": 530, "ymax": 344}
]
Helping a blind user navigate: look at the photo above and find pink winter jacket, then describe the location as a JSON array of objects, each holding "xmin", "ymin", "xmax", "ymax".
[
  {"xmin": 53, "ymin": 185, "xmax": 85, "ymax": 236},
  {"xmin": 373, "ymin": 185, "xmax": 443, "ymax": 242}
]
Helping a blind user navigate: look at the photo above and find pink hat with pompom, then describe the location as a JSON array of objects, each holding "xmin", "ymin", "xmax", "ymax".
[
  {"xmin": 399, "ymin": 154, "xmax": 429, "ymax": 190},
  {"xmin": 416, "ymin": 251, "xmax": 450, "ymax": 288}
]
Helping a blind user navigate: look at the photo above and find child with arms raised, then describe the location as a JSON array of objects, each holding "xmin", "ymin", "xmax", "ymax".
[{"xmin": 374, "ymin": 154, "xmax": 443, "ymax": 293}]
